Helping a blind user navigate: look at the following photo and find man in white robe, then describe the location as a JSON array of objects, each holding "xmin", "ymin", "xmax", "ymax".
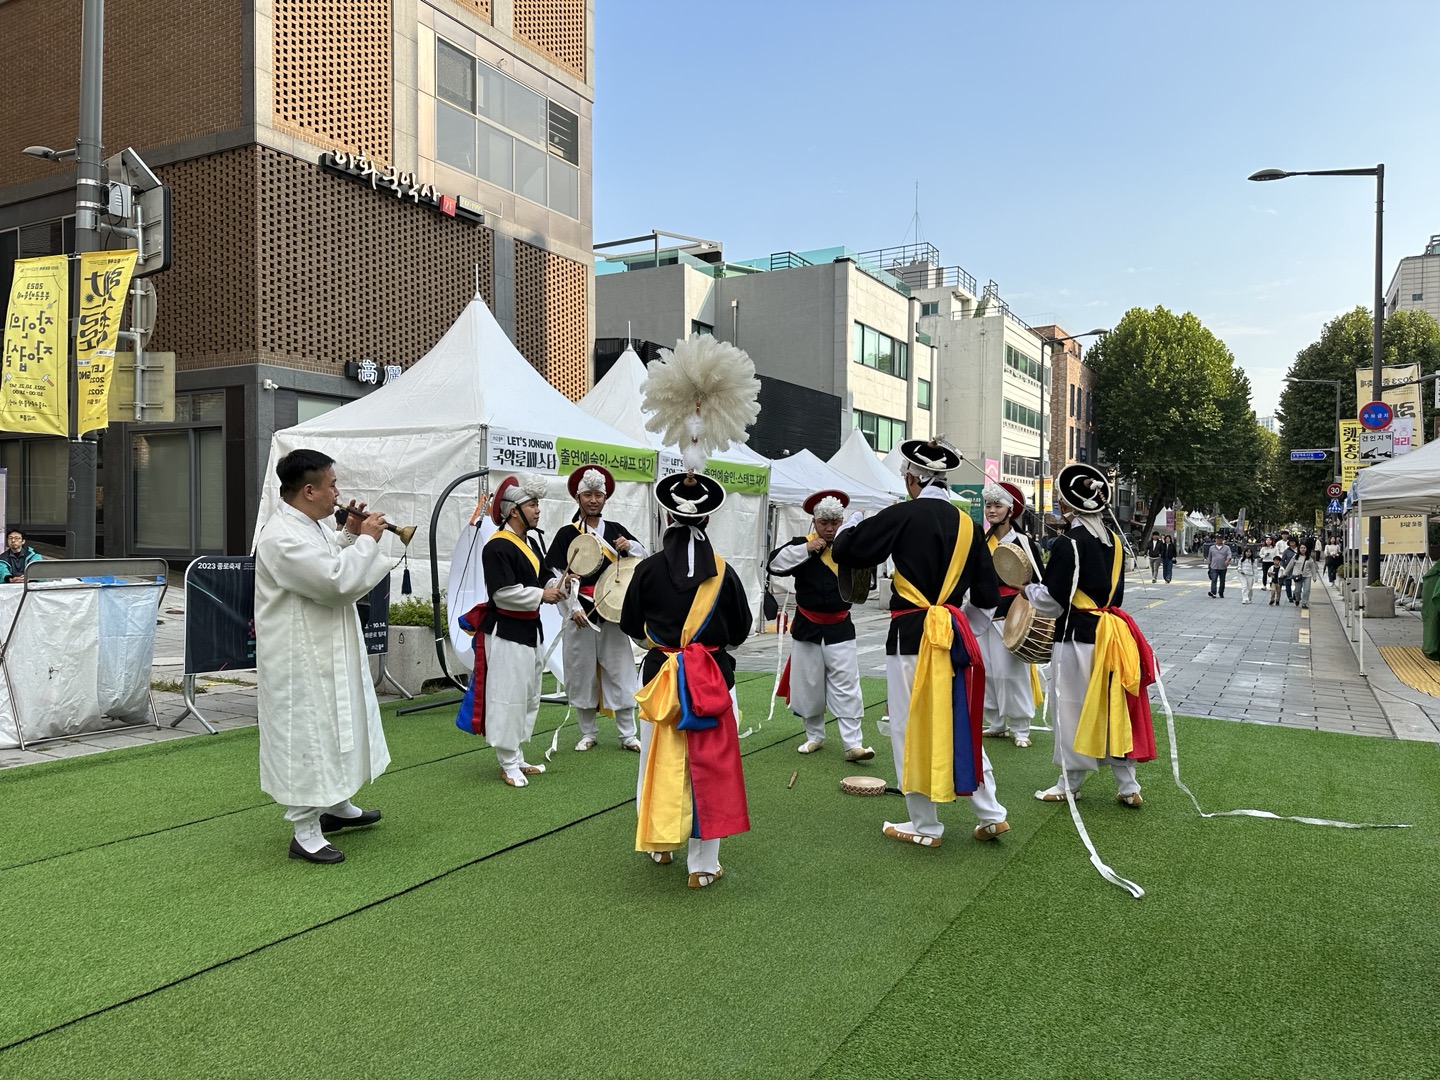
[{"xmin": 255, "ymin": 449, "xmax": 396, "ymax": 864}]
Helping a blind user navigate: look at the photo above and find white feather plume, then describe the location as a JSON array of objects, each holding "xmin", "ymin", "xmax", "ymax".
[{"xmin": 643, "ymin": 335, "xmax": 761, "ymax": 470}]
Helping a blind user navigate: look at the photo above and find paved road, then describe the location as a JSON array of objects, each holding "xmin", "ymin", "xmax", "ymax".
[{"xmin": 3, "ymin": 553, "xmax": 1437, "ymax": 770}]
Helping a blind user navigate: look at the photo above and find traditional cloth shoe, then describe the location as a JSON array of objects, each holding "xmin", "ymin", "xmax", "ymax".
[
  {"xmin": 1013, "ymin": 736, "xmax": 1031, "ymax": 748},
  {"xmin": 796, "ymin": 739, "xmax": 825, "ymax": 754},
  {"xmin": 1117, "ymin": 791, "xmax": 1145, "ymax": 808},
  {"xmin": 844, "ymin": 745, "xmax": 875, "ymax": 762},
  {"xmin": 519, "ymin": 762, "xmax": 546, "ymax": 775},
  {"xmin": 982, "ymin": 728, "xmax": 1010, "ymax": 738},
  {"xmin": 574, "ymin": 736, "xmax": 597, "ymax": 752},
  {"xmin": 500, "ymin": 769, "xmax": 528, "ymax": 788},
  {"xmin": 648, "ymin": 851, "xmax": 674, "ymax": 865},
  {"xmin": 1035, "ymin": 784, "xmax": 1078, "ymax": 802},
  {"xmin": 973, "ymin": 820, "xmax": 1010, "ymax": 841},
  {"xmin": 621, "ymin": 737, "xmax": 642, "ymax": 752},
  {"xmin": 882, "ymin": 822, "xmax": 941, "ymax": 848},
  {"xmin": 687, "ymin": 865, "xmax": 724, "ymax": 889}
]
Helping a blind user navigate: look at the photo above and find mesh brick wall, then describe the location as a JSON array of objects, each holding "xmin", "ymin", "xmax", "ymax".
[
  {"xmin": 151, "ymin": 146, "xmax": 494, "ymax": 375},
  {"xmin": 512, "ymin": 0, "xmax": 586, "ymax": 80},
  {"xmin": 272, "ymin": 0, "xmax": 393, "ymax": 161},
  {"xmin": 0, "ymin": 0, "xmax": 244, "ymax": 190},
  {"xmin": 451, "ymin": 0, "xmax": 493, "ymax": 22},
  {"xmin": 515, "ymin": 240, "xmax": 587, "ymax": 400}
]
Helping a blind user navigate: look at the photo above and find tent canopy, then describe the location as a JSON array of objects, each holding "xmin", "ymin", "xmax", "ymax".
[
  {"xmin": 828, "ymin": 428, "xmax": 906, "ymax": 500},
  {"xmin": 1351, "ymin": 436, "xmax": 1440, "ymax": 516},
  {"xmin": 256, "ymin": 296, "xmax": 652, "ymax": 580},
  {"xmin": 769, "ymin": 449, "xmax": 892, "ymax": 513}
]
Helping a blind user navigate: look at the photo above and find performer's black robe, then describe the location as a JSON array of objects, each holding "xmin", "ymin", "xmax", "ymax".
[
  {"xmin": 1039, "ymin": 522, "xmax": 1125, "ymax": 644},
  {"xmin": 766, "ymin": 537, "xmax": 855, "ymax": 644},
  {"xmin": 480, "ymin": 530, "xmax": 547, "ymax": 646}
]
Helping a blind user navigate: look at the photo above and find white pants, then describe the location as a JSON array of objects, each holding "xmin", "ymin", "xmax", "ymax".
[
  {"xmin": 1047, "ymin": 641, "xmax": 1139, "ymax": 796},
  {"xmin": 562, "ymin": 618, "xmax": 639, "ymax": 740},
  {"xmin": 285, "ymin": 800, "xmax": 359, "ymax": 843},
  {"xmin": 636, "ymin": 686, "xmax": 738, "ymax": 874},
  {"xmin": 789, "ymin": 638, "xmax": 865, "ymax": 747},
  {"xmin": 1240, "ymin": 573, "xmax": 1255, "ymax": 603},
  {"xmin": 485, "ymin": 632, "xmax": 542, "ymax": 757},
  {"xmin": 885, "ymin": 654, "xmax": 1006, "ymax": 837},
  {"xmin": 972, "ymin": 609, "xmax": 1037, "ymax": 738}
]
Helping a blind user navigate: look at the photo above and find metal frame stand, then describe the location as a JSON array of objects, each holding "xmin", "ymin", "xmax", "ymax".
[{"xmin": 373, "ymin": 653, "xmax": 414, "ymax": 698}]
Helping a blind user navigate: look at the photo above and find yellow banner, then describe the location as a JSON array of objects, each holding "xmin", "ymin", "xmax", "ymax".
[
  {"xmin": 1382, "ymin": 515, "xmax": 1427, "ymax": 555},
  {"xmin": 1339, "ymin": 419, "xmax": 1362, "ymax": 488},
  {"xmin": 1, "ymin": 255, "xmax": 69, "ymax": 436},
  {"xmin": 1356, "ymin": 364, "xmax": 1424, "ymax": 447},
  {"xmin": 76, "ymin": 250, "xmax": 137, "ymax": 435}
]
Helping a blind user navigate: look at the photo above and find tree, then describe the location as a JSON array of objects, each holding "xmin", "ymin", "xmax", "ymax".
[
  {"xmin": 1275, "ymin": 306, "xmax": 1440, "ymax": 523},
  {"xmin": 1088, "ymin": 305, "xmax": 1263, "ymax": 539}
]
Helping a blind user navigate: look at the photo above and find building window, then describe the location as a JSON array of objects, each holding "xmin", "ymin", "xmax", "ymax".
[
  {"xmin": 1069, "ymin": 384, "xmax": 1076, "ymax": 417},
  {"xmin": 1086, "ymin": 390, "xmax": 1094, "ymax": 423},
  {"xmin": 920, "ymin": 301, "xmax": 939, "ymax": 317},
  {"xmin": 435, "ymin": 37, "xmax": 581, "ymax": 218},
  {"xmin": 1069, "ymin": 426, "xmax": 1075, "ymax": 458},
  {"xmin": 917, "ymin": 378, "xmax": 931, "ymax": 410},
  {"xmin": 1002, "ymin": 397, "xmax": 1041, "ymax": 431},
  {"xmin": 690, "ymin": 320, "xmax": 713, "ymax": 336},
  {"xmin": 853, "ymin": 409, "xmax": 907, "ymax": 452},
  {"xmin": 1414, "ymin": 293, "xmax": 1425, "ymax": 302},
  {"xmin": 851, "ymin": 322, "xmax": 908, "ymax": 379},
  {"xmin": 1003, "ymin": 343, "xmax": 1043, "ymax": 382}
]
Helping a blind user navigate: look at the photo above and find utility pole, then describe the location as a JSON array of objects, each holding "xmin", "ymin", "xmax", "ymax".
[{"xmin": 66, "ymin": 0, "xmax": 105, "ymax": 557}]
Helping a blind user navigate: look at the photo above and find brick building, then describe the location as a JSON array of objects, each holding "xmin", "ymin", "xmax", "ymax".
[{"xmin": 0, "ymin": 0, "xmax": 594, "ymax": 557}]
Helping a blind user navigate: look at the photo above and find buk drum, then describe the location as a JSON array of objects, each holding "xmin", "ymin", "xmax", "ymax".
[
  {"xmin": 991, "ymin": 544, "xmax": 1035, "ymax": 589},
  {"xmin": 566, "ymin": 532, "xmax": 604, "ymax": 577},
  {"xmin": 591, "ymin": 556, "xmax": 640, "ymax": 623},
  {"xmin": 1001, "ymin": 591, "xmax": 1056, "ymax": 664}
]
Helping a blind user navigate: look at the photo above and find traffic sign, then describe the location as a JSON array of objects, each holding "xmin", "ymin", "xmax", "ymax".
[
  {"xmin": 1326, "ymin": 482, "xmax": 1343, "ymax": 499},
  {"xmin": 1289, "ymin": 450, "xmax": 1327, "ymax": 461},
  {"xmin": 1326, "ymin": 498, "xmax": 1345, "ymax": 514},
  {"xmin": 1359, "ymin": 429, "xmax": 1394, "ymax": 463},
  {"xmin": 1359, "ymin": 400, "xmax": 1393, "ymax": 430}
]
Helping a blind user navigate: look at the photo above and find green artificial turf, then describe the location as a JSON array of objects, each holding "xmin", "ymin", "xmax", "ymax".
[{"xmin": 1, "ymin": 678, "xmax": 1437, "ymax": 1079}]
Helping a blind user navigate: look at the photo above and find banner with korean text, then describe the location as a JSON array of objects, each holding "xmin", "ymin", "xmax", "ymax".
[
  {"xmin": 1355, "ymin": 365, "xmax": 1426, "ymax": 554},
  {"xmin": 656, "ymin": 451, "xmax": 768, "ymax": 494},
  {"xmin": 76, "ymin": 250, "xmax": 137, "ymax": 435},
  {"xmin": 0, "ymin": 255, "xmax": 69, "ymax": 436}
]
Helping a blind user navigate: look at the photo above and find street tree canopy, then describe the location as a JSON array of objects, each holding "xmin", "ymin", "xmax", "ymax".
[
  {"xmin": 1088, "ymin": 305, "xmax": 1262, "ymax": 538},
  {"xmin": 1275, "ymin": 306, "xmax": 1440, "ymax": 522}
]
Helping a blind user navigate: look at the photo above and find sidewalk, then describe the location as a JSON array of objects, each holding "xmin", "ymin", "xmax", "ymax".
[{"xmin": 3, "ymin": 556, "xmax": 1437, "ymax": 770}]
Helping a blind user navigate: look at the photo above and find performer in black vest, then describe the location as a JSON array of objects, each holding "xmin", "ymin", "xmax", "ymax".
[
  {"xmin": 1023, "ymin": 463, "xmax": 1156, "ymax": 806},
  {"xmin": 545, "ymin": 464, "xmax": 648, "ymax": 752},
  {"xmin": 620, "ymin": 473, "xmax": 752, "ymax": 889},
  {"xmin": 831, "ymin": 438, "xmax": 1007, "ymax": 848},
  {"xmin": 768, "ymin": 488, "xmax": 874, "ymax": 761}
]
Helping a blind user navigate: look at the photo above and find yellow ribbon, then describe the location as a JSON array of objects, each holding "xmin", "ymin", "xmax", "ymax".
[
  {"xmin": 889, "ymin": 510, "xmax": 972, "ymax": 802},
  {"xmin": 1030, "ymin": 662, "xmax": 1044, "ymax": 709},
  {"xmin": 1071, "ymin": 537, "xmax": 1140, "ymax": 759},
  {"xmin": 805, "ymin": 532, "xmax": 839, "ymax": 576},
  {"xmin": 634, "ymin": 556, "xmax": 726, "ymax": 851},
  {"xmin": 489, "ymin": 527, "xmax": 540, "ymax": 576}
]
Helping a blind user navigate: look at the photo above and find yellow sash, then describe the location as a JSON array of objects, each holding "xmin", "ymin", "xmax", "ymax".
[
  {"xmin": 806, "ymin": 532, "xmax": 839, "ymax": 575},
  {"xmin": 1071, "ymin": 536, "xmax": 1139, "ymax": 759},
  {"xmin": 489, "ymin": 527, "xmax": 540, "ymax": 576},
  {"xmin": 889, "ymin": 509, "xmax": 972, "ymax": 802},
  {"xmin": 633, "ymin": 556, "xmax": 726, "ymax": 851}
]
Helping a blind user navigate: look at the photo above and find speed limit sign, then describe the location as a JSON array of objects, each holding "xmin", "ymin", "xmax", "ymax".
[{"xmin": 1326, "ymin": 482, "xmax": 1343, "ymax": 499}]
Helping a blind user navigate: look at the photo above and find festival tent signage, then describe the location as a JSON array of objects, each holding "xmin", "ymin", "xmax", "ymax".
[{"xmin": 1, "ymin": 255, "xmax": 69, "ymax": 436}]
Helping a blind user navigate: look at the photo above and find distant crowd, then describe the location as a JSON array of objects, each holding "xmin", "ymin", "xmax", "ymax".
[{"xmin": 1150, "ymin": 528, "xmax": 1342, "ymax": 609}]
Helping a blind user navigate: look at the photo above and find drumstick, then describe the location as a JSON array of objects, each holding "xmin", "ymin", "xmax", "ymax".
[{"xmin": 787, "ymin": 770, "xmax": 798, "ymax": 789}]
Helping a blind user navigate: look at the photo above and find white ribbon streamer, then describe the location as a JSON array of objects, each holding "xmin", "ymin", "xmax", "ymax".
[
  {"xmin": 1153, "ymin": 669, "xmax": 1411, "ymax": 830},
  {"xmin": 545, "ymin": 705, "xmax": 571, "ymax": 761},
  {"xmin": 744, "ymin": 591, "xmax": 792, "ymax": 740}
]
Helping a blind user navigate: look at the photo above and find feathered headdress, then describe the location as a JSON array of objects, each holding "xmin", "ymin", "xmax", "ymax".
[{"xmin": 642, "ymin": 334, "xmax": 761, "ymax": 475}]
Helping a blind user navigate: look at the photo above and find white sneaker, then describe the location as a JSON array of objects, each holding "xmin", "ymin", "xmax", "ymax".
[
  {"xmin": 574, "ymin": 736, "xmax": 597, "ymax": 752},
  {"xmin": 620, "ymin": 736, "xmax": 641, "ymax": 752},
  {"xmin": 797, "ymin": 739, "xmax": 825, "ymax": 754},
  {"xmin": 844, "ymin": 745, "xmax": 875, "ymax": 762}
]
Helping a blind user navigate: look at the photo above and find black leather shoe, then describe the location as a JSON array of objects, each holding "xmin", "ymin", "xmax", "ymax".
[
  {"xmin": 289, "ymin": 838, "xmax": 345, "ymax": 863},
  {"xmin": 318, "ymin": 808, "xmax": 382, "ymax": 832}
]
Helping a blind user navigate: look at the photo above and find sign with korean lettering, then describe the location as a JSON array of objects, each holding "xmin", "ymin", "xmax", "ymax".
[
  {"xmin": 319, "ymin": 151, "xmax": 483, "ymax": 224},
  {"xmin": 1358, "ymin": 430, "xmax": 1394, "ymax": 464},
  {"xmin": 0, "ymin": 255, "xmax": 69, "ymax": 436},
  {"xmin": 657, "ymin": 451, "xmax": 769, "ymax": 495},
  {"xmin": 556, "ymin": 437, "xmax": 657, "ymax": 483},
  {"xmin": 75, "ymin": 250, "xmax": 137, "ymax": 435},
  {"xmin": 487, "ymin": 427, "xmax": 558, "ymax": 473},
  {"xmin": 1339, "ymin": 419, "xmax": 1362, "ymax": 488},
  {"xmin": 1356, "ymin": 364, "xmax": 1423, "ymax": 444}
]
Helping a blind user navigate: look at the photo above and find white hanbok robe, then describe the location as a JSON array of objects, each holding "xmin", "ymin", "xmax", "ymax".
[{"xmin": 255, "ymin": 501, "xmax": 393, "ymax": 807}]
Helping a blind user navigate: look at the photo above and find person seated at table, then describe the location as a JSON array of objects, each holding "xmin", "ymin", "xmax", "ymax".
[{"xmin": 3, "ymin": 529, "xmax": 42, "ymax": 583}]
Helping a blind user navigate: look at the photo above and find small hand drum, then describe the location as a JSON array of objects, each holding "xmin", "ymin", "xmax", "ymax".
[
  {"xmin": 566, "ymin": 532, "xmax": 604, "ymax": 577},
  {"xmin": 840, "ymin": 775, "xmax": 887, "ymax": 797},
  {"xmin": 591, "ymin": 556, "xmax": 640, "ymax": 623},
  {"xmin": 991, "ymin": 544, "xmax": 1034, "ymax": 589},
  {"xmin": 1001, "ymin": 591, "xmax": 1056, "ymax": 664}
]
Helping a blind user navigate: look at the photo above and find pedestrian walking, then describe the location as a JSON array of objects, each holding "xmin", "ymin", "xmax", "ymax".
[
  {"xmin": 1258, "ymin": 536, "xmax": 1276, "ymax": 589},
  {"xmin": 1161, "ymin": 532, "xmax": 1176, "ymax": 583},
  {"xmin": 1292, "ymin": 541, "xmax": 1320, "ymax": 608},
  {"xmin": 1238, "ymin": 546, "xmax": 1257, "ymax": 604},
  {"xmin": 1147, "ymin": 531, "xmax": 1164, "ymax": 582},
  {"xmin": 1323, "ymin": 536, "xmax": 1342, "ymax": 584},
  {"xmin": 1207, "ymin": 535, "xmax": 1233, "ymax": 598}
]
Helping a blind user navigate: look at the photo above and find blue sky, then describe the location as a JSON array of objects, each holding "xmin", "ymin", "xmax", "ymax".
[{"xmin": 593, "ymin": 0, "xmax": 1440, "ymax": 420}]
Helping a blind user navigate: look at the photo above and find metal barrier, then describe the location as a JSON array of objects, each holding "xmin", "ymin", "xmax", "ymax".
[{"xmin": 1382, "ymin": 552, "xmax": 1431, "ymax": 610}]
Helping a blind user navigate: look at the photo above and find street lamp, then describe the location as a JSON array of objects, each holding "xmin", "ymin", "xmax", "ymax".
[
  {"xmin": 1250, "ymin": 163, "xmax": 1385, "ymax": 584},
  {"xmin": 1035, "ymin": 328, "xmax": 1107, "ymax": 520}
]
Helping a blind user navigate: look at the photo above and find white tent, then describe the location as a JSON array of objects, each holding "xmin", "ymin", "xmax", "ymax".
[
  {"xmin": 768, "ymin": 449, "xmax": 896, "ymax": 542},
  {"xmin": 578, "ymin": 346, "xmax": 770, "ymax": 623},
  {"xmin": 1351, "ymin": 436, "xmax": 1440, "ymax": 516},
  {"xmin": 828, "ymin": 428, "xmax": 907, "ymax": 500},
  {"xmin": 257, "ymin": 295, "xmax": 655, "ymax": 631}
]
